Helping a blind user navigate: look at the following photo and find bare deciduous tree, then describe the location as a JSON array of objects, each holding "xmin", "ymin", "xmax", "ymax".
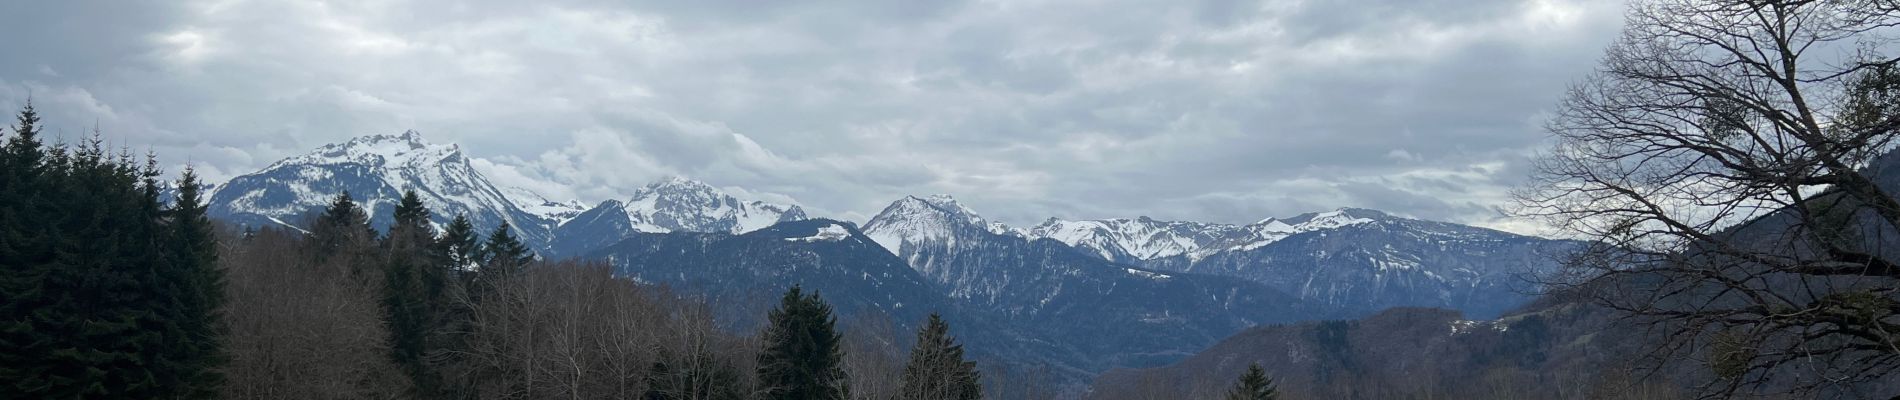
[
  {"xmin": 1516, "ymin": 0, "xmax": 1900, "ymax": 397},
  {"xmin": 840, "ymin": 312, "xmax": 906, "ymax": 400},
  {"xmin": 219, "ymin": 228, "xmax": 410, "ymax": 399}
]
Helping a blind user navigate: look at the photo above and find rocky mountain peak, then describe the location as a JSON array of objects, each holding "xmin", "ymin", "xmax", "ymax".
[{"xmin": 207, "ymin": 131, "xmax": 566, "ymax": 252}]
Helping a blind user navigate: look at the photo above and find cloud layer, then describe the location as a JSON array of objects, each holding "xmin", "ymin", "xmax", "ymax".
[{"xmin": 0, "ymin": 0, "xmax": 1624, "ymax": 231}]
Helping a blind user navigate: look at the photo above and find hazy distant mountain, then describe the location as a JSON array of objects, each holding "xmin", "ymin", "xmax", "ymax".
[
  {"xmin": 1024, "ymin": 209, "xmax": 1387, "ymax": 264},
  {"xmin": 583, "ymin": 218, "xmax": 1086, "ymax": 377},
  {"xmin": 1027, "ymin": 209, "xmax": 1580, "ymax": 319},
  {"xmin": 862, "ymin": 195, "xmax": 1338, "ymax": 371}
]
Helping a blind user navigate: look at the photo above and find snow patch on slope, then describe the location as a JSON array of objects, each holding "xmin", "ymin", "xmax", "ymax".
[
  {"xmin": 786, "ymin": 223, "xmax": 852, "ymax": 242},
  {"xmin": 1125, "ymin": 268, "xmax": 1172, "ymax": 280},
  {"xmin": 502, "ymin": 185, "xmax": 587, "ymax": 225}
]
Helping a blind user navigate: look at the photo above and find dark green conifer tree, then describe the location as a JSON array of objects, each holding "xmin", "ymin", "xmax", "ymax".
[
  {"xmin": 899, "ymin": 313, "xmax": 981, "ymax": 400},
  {"xmin": 0, "ymin": 104, "xmax": 224, "ymax": 398},
  {"xmin": 643, "ymin": 351, "xmax": 746, "ymax": 400},
  {"xmin": 382, "ymin": 189, "xmax": 449, "ymax": 396},
  {"xmin": 159, "ymin": 167, "xmax": 228, "ymax": 397},
  {"xmin": 756, "ymin": 285, "xmax": 849, "ymax": 400},
  {"xmin": 477, "ymin": 221, "xmax": 532, "ymax": 279},
  {"xmin": 437, "ymin": 214, "xmax": 480, "ymax": 272},
  {"xmin": 0, "ymin": 101, "xmax": 60, "ymax": 395},
  {"xmin": 308, "ymin": 191, "xmax": 373, "ymax": 265},
  {"xmin": 0, "ymin": 101, "xmax": 49, "ymax": 302},
  {"xmin": 0, "ymin": 99, "xmax": 43, "ymax": 189},
  {"xmin": 1223, "ymin": 364, "xmax": 1279, "ymax": 400},
  {"xmin": 430, "ymin": 214, "xmax": 484, "ymax": 399}
]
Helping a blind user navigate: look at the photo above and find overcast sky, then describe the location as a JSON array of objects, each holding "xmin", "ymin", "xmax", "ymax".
[{"xmin": 0, "ymin": 0, "xmax": 1625, "ymax": 232}]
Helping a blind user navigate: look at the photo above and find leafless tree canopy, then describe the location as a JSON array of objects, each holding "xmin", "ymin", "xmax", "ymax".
[
  {"xmin": 218, "ymin": 226, "xmax": 764, "ymax": 400},
  {"xmin": 219, "ymin": 228, "xmax": 411, "ymax": 399},
  {"xmin": 214, "ymin": 223, "xmax": 1067, "ymax": 400},
  {"xmin": 1516, "ymin": 0, "xmax": 1900, "ymax": 398}
]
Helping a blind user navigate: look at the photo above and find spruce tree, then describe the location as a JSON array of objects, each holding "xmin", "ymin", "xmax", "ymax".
[
  {"xmin": 308, "ymin": 191, "xmax": 373, "ymax": 265},
  {"xmin": 0, "ymin": 101, "xmax": 59, "ymax": 396},
  {"xmin": 644, "ymin": 351, "xmax": 745, "ymax": 400},
  {"xmin": 437, "ymin": 214, "xmax": 480, "ymax": 272},
  {"xmin": 756, "ymin": 285, "xmax": 849, "ymax": 400},
  {"xmin": 477, "ymin": 221, "xmax": 532, "ymax": 279},
  {"xmin": 0, "ymin": 99, "xmax": 43, "ymax": 183},
  {"xmin": 382, "ymin": 189, "xmax": 448, "ymax": 395},
  {"xmin": 431, "ymin": 214, "xmax": 484, "ymax": 399},
  {"xmin": 159, "ymin": 167, "xmax": 229, "ymax": 397},
  {"xmin": 900, "ymin": 313, "xmax": 981, "ymax": 400},
  {"xmin": 1223, "ymin": 364, "xmax": 1279, "ymax": 400},
  {"xmin": 390, "ymin": 190, "xmax": 433, "ymax": 237},
  {"xmin": 0, "ymin": 100, "xmax": 48, "ymax": 292},
  {"xmin": 0, "ymin": 106, "xmax": 215, "ymax": 398}
]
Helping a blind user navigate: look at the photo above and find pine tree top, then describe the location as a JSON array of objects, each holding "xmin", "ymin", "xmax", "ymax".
[
  {"xmin": 1224, "ymin": 364, "xmax": 1278, "ymax": 400},
  {"xmin": 393, "ymin": 190, "xmax": 430, "ymax": 227},
  {"xmin": 900, "ymin": 312, "xmax": 980, "ymax": 400},
  {"xmin": 481, "ymin": 222, "xmax": 532, "ymax": 265},
  {"xmin": 757, "ymin": 285, "xmax": 849, "ymax": 400}
]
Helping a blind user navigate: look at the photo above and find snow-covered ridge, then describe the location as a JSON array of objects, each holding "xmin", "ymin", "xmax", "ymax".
[
  {"xmin": 862, "ymin": 193, "xmax": 1398, "ymax": 264},
  {"xmin": 502, "ymin": 185, "xmax": 588, "ymax": 225},
  {"xmin": 1030, "ymin": 208, "xmax": 1390, "ymax": 262},
  {"xmin": 611, "ymin": 176, "xmax": 806, "ymax": 234},
  {"xmin": 1029, "ymin": 217, "xmax": 1248, "ymax": 261},
  {"xmin": 272, "ymin": 130, "xmax": 459, "ymax": 170}
]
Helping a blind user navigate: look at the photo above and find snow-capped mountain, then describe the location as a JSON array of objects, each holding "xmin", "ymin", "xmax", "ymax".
[
  {"xmin": 861, "ymin": 195, "xmax": 1336, "ymax": 370},
  {"xmin": 615, "ymin": 176, "xmax": 807, "ymax": 233},
  {"xmin": 547, "ymin": 176, "xmax": 806, "ymax": 257},
  {"xmin": 205, "ymin": 131, "xmax": 569, "ymax": 250},
  {"xmin": 862, "ymin": 195, "xmax": 1014, "ymax": 260},
  {"xmin": 1121, "ymin": 209, "xmax": 1581, "ymax": 319},
  {"xmin": 1024, "ymin": 208, "xmax": 1386, "ymax": 264},
  {"xmin": 1028, "ymin": 217, "xmax": 1246, "ymax": 264},
  {"xmin": 871, "ymin": 198, "xmax": 1577, "ymax": 319}
]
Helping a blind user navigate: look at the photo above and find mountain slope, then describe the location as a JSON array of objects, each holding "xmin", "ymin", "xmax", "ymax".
[
  {"xmin": 584, "ymin": 219, "xmax": 1080, "ymax": 376},
  {"xmin": 590, "ymin": 219, "xmax": 942, "ymax": 326},
  {"xmin": 1086, "ymin": 301, "xmax": 1654, "ymax": 400},
  {"xmin": 205, "ymin": 131, "xmax": 567, "ymax": 249}
]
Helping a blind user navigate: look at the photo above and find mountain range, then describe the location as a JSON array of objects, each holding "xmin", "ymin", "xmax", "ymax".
[
  {"xmin": 859, "ymin": 195, "xmax": 1336, "ymax": 375},
  {"xmin": 196, "ymin": 132, "xmax": 1582, "ymax": 382}
]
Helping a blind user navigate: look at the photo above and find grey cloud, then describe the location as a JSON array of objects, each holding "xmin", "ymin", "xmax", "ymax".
[{"xmin": 0, "ymin": 0, "xmax": 1626, "ymax": 233}]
